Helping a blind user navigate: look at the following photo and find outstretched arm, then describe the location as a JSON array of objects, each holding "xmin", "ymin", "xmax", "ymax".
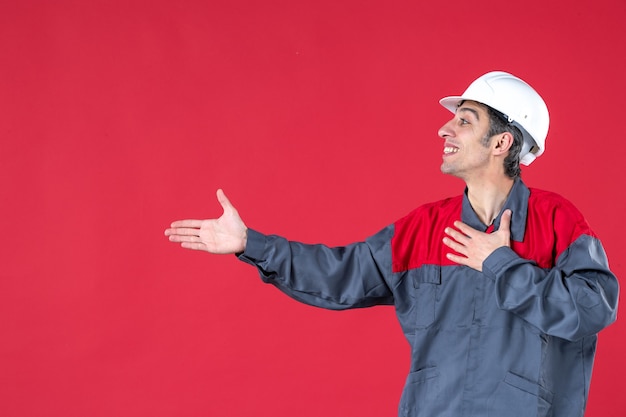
[
  {"xmin": 165, "ymin": 189, "xmax": 395, "ymax": 310},
  {"xmin": 164, "ymin": 189, "xmax": 248, "ymax": 254}
]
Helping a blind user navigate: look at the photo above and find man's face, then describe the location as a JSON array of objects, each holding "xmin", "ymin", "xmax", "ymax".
[{"xmin": 438, "ymin": 100, "xmax": 492, "ymax": 179}]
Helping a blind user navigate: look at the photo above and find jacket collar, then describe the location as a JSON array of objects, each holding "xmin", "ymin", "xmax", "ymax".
[{"xmin": 461, "ymin": 178, "xmax": 529, "ymax": 242}]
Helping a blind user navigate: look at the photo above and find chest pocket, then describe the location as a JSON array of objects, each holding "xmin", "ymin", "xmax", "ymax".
[{"xmin": 411, "ymin": 265, "xmax": 441, "ymax": 328}]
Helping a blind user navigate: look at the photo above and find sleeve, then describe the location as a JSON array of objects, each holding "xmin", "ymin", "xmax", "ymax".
[
  {"xmin": 236, "ymin": 226, "xmax": 395, "ymax": 310},
  {"xmin": 483, "ymin": 234, "xmax": 619, "ymax": 341}
]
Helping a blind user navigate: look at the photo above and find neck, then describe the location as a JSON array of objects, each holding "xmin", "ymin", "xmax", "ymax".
[{"xmin": 465, "ymin": 175, "xmax": 515, "ymax": 226}]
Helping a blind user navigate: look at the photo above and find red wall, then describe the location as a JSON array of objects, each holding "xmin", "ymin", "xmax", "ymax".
[{"xmin": 1, "ymin": 1, "xmax": 624, "ymax": 416}]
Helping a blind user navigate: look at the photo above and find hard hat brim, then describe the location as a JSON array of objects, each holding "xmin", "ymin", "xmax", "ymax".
[{"xmin": 439, "ymin": 96, "xmax": 465, "ymax": 114}]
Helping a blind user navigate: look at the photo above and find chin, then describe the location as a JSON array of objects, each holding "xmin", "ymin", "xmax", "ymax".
[
  {"xmin": 440, "ymin": 163, "xmax": 454, "ymax": 175},
  {"xmin": 440, "ymin": 164, "xmax": 464, "ymax": 180}
]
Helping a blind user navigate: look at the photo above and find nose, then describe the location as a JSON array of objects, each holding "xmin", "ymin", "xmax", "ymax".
[{"xmin": 438, "ymin": 117, "xmax": 455, "ymax": 139}]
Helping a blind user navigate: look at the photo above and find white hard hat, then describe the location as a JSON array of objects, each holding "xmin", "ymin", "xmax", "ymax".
[{"xmin": 439, "ymin": 71, "xmax": 550, "ymax": 166}]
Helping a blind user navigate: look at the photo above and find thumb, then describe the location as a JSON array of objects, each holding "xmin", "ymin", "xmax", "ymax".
[
  {"xmin": 216, "ymin": 189, "xmax": 235, "ymax": 213},
  {"xmin": 498, "ymin": 209, "xmax": 512, "ymax": 232}
]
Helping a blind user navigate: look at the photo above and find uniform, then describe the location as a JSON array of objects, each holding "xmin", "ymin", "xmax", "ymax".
[{"xmin": 238, "ymin": 179, "xmax": 619, "ymax": 417}]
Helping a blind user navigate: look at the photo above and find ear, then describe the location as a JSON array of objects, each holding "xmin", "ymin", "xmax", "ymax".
[{"xmin": 492, "ymin": 132, "xmax": 514, "ymax": 157}]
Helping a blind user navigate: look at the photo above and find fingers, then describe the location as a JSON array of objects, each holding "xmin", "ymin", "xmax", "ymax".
[
  {"xmin": 443, "ymin": 236, "xmax": 465, "ymax": 255},
  {"xmin": 180, "ymin": 242, "xmax": 208, "ymax": 251},
  {"xmin": 166, "ymin": 228, "xmax": 200, "ymax": 238},
  {"xmin": 168, "ymin": 219, "xmax": 203, "ymax": 229},
  {"xmin": 444, "ymin": 225, "xmax": 471, "ymax": 244},
  {"xmin": 443, "ymin": 224, "xmax": 472, "ymax": 257},
  {"xmin": 165, "ymin": 220, "xmax": 204, "ymax": 244},
  {"xmin": 168, "ymin": 233, "xmax": 201, "ymax": 243},
  {"xmin": 451, "ymin": 221, "xmax": 476, "ymax": 238},
  {"xmin": 164, "ymin": 225, "xmax": 209, "ymax": 252},
  {"xmin": 446, "ymin": 252, "xmax": 469, "ymax": 266},
  {"xmin": 443, "ymin": 222, "xmax": 469, "ymax": 253}
]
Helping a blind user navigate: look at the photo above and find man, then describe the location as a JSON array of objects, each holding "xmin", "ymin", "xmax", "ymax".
[{"xmin": 164, "ymin": 71, "xmax": 619, "ymax": 416}]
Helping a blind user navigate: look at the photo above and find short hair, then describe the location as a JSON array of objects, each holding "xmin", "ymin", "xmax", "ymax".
[{"xmin": 483, "ymin": 106, "xmax": 523, "ymax": 179}]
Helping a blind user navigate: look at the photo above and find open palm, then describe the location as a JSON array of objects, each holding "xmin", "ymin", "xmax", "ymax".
[{"xmin": 165, "ymin": 189, "xmax": 248, "ymax": 254}]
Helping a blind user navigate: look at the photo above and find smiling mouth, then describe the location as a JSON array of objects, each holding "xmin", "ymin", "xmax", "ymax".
[{"xmin": 443, "ymin": 146, "xmax": 459, "ymax": 154}]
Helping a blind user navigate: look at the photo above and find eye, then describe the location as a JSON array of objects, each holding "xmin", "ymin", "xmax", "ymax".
[{"xmin": 459, "ymin": 118, "xmax": 469, "ymax": 125}]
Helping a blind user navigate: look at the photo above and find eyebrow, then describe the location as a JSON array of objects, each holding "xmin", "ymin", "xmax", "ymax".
[{"xmin": 457, "ymin": 106, "xmax": 480, "ymax": 121}]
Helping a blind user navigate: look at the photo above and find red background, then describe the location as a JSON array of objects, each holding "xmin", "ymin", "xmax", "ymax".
[{"xmin": 1, "ymin": 1, "xmax": 625, "ymax": 416}]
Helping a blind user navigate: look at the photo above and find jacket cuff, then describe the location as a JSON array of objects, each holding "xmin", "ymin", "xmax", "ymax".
[
  {"xmin": 482, "ymin": 246, "xmax": 519, "ymax": 281},
  {"xmin": 237, "ymin": 228, "xmax": 266, "ymax": 262}
]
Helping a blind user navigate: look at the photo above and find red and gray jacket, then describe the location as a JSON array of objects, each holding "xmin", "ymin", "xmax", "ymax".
[{"xmin": 238, "ymin": 179, "xmax": 619, "ymax": 417}]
